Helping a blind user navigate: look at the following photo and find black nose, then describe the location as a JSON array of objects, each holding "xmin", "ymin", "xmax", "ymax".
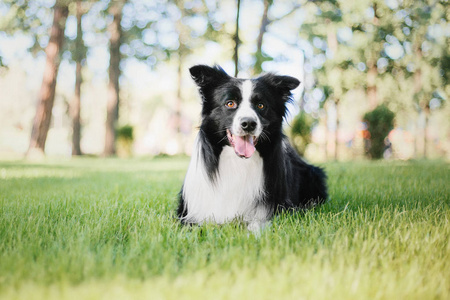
[{"xmin": 240, "ymin": 117, "xmax": 257, "ymax": 132}]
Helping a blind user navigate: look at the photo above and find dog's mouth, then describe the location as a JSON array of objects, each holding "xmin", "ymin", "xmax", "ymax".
[{"xmin": 226, "ymin": 129, "xmax": 258, "ymax": 159}]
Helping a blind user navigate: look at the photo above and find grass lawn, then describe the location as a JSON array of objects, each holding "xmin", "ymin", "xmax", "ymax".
[{"xmin": 0, "ymin": 157, "xmax": 449, "ymax": 299}]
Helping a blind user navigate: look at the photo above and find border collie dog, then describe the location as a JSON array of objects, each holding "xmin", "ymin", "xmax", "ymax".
[{"xmin": 177, "ymin": 65, "xmax": 327, "ymax": 233}]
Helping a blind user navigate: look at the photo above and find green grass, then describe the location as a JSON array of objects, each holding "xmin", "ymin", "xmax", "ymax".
[{"xmin": 0, "ymin": 157, "xmax": 449, "ymax": 299}]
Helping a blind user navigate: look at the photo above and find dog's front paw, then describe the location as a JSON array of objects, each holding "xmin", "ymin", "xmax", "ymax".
[{"xmin": 247, "ymin": 220, "xmax": 271, "ymax": 237}]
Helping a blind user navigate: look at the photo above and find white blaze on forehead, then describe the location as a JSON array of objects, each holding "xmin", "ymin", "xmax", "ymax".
[
  {"xmin": 237, "ymin": 80, "xmax": 255, "ymax": 117},
  {"xmin": 231, "ymin": 79, "xmax": 262, "ymax": 137},
  {"xmin": 241, "ymin": 79, "xmax": 253, "ymax": 105}
]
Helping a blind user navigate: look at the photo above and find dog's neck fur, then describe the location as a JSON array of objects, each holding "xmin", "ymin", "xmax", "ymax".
[{"xmin": 181, "ymin": 132, "xmax": 270, "ymax": 230}]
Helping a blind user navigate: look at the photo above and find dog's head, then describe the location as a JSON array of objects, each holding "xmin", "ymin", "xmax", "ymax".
[{"xmin": 190, "ymin": 65, "xmax": 300, "ymax": 159}]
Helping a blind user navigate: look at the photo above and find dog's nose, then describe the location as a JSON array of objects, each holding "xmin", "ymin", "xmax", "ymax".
[{"xmin": 240, "ymin": 117, "xmax": 257, "ymax": 132}]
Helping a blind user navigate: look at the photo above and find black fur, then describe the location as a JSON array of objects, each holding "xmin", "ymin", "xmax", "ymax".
[{"xmin": 177, "ymin": 65, "xmax": 327, "ymax": 222}]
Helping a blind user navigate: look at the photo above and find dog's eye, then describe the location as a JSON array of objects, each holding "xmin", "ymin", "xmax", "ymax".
[
  {"xmin": 226, "ymin": 100, "xmax": 237, "ymax": 109},
  {"xmin": 257, "ymin": 103, "xmax": 265, "ymax": 110}
]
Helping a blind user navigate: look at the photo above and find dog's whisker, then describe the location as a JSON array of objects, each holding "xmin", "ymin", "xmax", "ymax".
[
  {"xmin": 260, "ymin": 131, "xmax": 271, "ymax": 143},
  {"xmin": 217, "ymin": 135, "xmax": 228, "ymax": 144},
  {"xmin": 215, "ymin": 129, "xmax": 227, "ymax": 135}
]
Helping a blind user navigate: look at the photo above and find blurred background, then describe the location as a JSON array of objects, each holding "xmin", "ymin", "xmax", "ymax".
[{"xmin": 0, "ymin": 0, "xmax": 448, "ymax": 161}]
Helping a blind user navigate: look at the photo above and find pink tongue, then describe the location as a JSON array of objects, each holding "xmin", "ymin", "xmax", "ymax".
[{"xmin": 234, "ymin": 135, "xmax": 255, "ymax": 158}]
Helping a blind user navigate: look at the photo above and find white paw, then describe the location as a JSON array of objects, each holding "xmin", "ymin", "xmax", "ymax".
[{"xmin": 247, "ymin": 221, "xmax": 271, "ymax": 237}]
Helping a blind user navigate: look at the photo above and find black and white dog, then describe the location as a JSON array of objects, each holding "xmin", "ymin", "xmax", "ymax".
[{"xmin": 177, "ymin": 65, "xmax": 327, "ymax": 233}]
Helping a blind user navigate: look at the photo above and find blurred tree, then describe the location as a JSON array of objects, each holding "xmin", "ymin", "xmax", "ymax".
[
  {"xmin": 363, "ymin": 105, "xmax": 395, "ymax": 159},
  {"xmin": 365, "ymin": 2, "xmax": 382, "ymax": 109},
  {"xmin": 253, "ymin": 0, "xmax": 301, "ymax": 74},
  {"xmin": 400, "ymin": 0, "xmax": 448, "ymax": 158},
  {"xmin": 2, "ymin": 0, "xmax": 448, "ymax": 159},
  {"xmin": 100, "ymin": 0, "xmax": 219, "ymax": 154},
  {"xmin": 0, "ymin": 0, "xmax": 53, "ymax": 59},
  {"xmin": 27, "ymin": 2, "xmax": 69, "ymax": 157},
  {"xmin": 290, "ymin": 112, "xmax": 315, "ymax": 156},
  {"xmin": 171, "ymin": 0, "xmax": 216, "ymax": 152},
  {"xmin": 234, "ymin": 0, "xmax": 242, "ymax": 76},
  {"xmin": 254, "ymin": 0, "xmax": 270, "ymax": 75},
  {"xmin": 300, "ymin": 0, "xmax": 352, "ymax": 161},
  {"xmin": 116, "ymin": 124, "xmax": 133, "ymax": 157},
  {"xmin": 298, "ymin": 0, "xmax": 450, "ymax": 160},
  {"xmin": 69, "ymin": 0, "xmax": 86, "ymax": 156},
  {"xmin": 1, "ymin": 0, "xmax": 93, "ymax": 156},
  {"xmin": 104, "ymin": 0, "xmax": 126, "ymax": 156}
]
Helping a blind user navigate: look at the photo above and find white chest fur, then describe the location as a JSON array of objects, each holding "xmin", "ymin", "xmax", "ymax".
[{"xmin": 182, "ymin": 137, "xmax": 268, "ymax": 225}]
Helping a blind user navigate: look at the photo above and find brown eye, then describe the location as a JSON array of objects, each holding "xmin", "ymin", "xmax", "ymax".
[
  {"xmin": 226, "ymin": 100, "xmax": 237, "ymax": 109},
  {"xmin": 257, "ymin": 103, "xmax": 264, "ymax": 109}
]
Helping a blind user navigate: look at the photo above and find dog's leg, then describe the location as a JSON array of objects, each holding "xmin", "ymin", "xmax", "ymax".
[
  {"xmin": 247, "ymin": 220, "xmax": 271, "ymax": 237},
  {"xmin": 245, "ymin": 204, "xmax": 272, "ymax": 237}
]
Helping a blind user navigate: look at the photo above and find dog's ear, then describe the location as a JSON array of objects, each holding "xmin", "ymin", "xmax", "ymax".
[
  {"xmin": 276, "ymin": 75, "xmax": 300, "ymax": 91},
  {"xmin": 270, "ymin": 75, "xmax": 300, "ymax": 94},
  {"xmin": 189, "ymin": 65, "xmax": 230, "ymax": 87},
  {"xmin": 259, "ymin": 73, "xmax": 300, "ymax": 101}
]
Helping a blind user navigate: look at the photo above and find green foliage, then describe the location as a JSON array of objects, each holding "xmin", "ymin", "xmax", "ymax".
[
  {"xmin": 299, "ymin": 0, "xmax": 449, "ymax": 125},
  {"xmin": 0, "ymin": 0, "xmax": 53, "ymax": 58},
  {"xmin": 116, "ymin": 125, "xmax": 134, "ymax": 157},
  {"xmin": 363, "ymin": 105, "xmax": 395, "ymax": 159},
  {"xmin": 1, "ymin": 0, "xmax": 449, "ymax": 159},
  {"xmin": 0, "ymin": 158, "xmax": 449, "ymax": 299},
  {"xmin": 290, "ymin": 112, "xmax": 315, "ymax": 156},
  {"xmin": 116, "ymin": 124, "xmax": 134, "ymax": 141}
]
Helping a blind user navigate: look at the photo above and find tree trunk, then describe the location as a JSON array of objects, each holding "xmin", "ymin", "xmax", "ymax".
[
  {"xmin": 173, "ymin": 3, "xmax": 188, "ymax": 155},
  {"xmin": 233, "ymin": 0, "xmax": 241, "ymax": 77},
  {"xmin": 423, "ymin": 105, "xmax": 429, "ymax": 159},
  {"xmin": 367, "ymin": 62, "xmax": 378, "ymax": 109},
  {"xmin": 254, "ymin": 0, "xmax": 270, "ymax": 74},
  {"xmin": 71, "ymin": 61, "xmax": 83, "ymax": 155},
  {"xmin": 326, "ymin": 19, "xmax": 338, "ymax": 53},
  {"xmin": 174, "ymin": 56, "xmax": 184, "ymax": 154},
  {"xmin": 413, "ymin": 45, "xmax": 423, "ymax": 159},
  {"xmin": 414, "ymin": 114, "xmax": 419, "ymax": 158},
  {"xmin": 27, "ymin": 4, "xmax": 69, "ymax": 157},
  {"xmin": 334, "ymin": 99, "xmax": 340, "ymax": 161},
  {"xmin": 104, "ymin": 1, "xmax": 124, "ymax": 156},
  {"xmin": 70, "ymin": 0, "xmax": 84, "ymax": 156},
  {"xmin": 323, "ymin": 102, "xmax": 329, "ymax": 161},
  {"xmin": 176, "ymin": 60, "xmax": 183, "ymax": 135},
  {"xmin": 325, "ymin": 22, "xmax": 339, "ymax": 161},
  {"xmin": 254, "ymin": 2, "xmax": 300, "ymax": 74},
  {"xmin": 367, "ymin": 3, "xmax": 379, "ymax": 110}
]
